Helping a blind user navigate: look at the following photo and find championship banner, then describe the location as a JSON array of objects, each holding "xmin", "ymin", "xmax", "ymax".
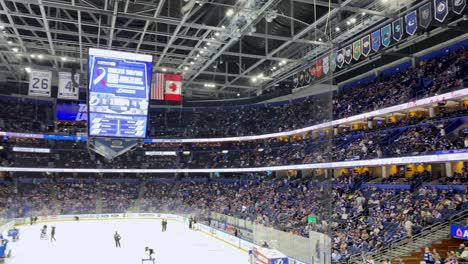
[
  {"xmin": 336, "ymin": 49, "xmax": 345, "ymax": 68},
  {"xmin": 419, "ymin": 3, "xmax": 432, "ymax": 29},
  {"xmin": 371, "ymin": 30, "xmax": 381, "ymax": 52},
  {"xmin": 28, "ymin": 69, "xmax": 52, "ymax": 97},
  {"xmin": 323, "ymin": 56, "xmax": 330, "ymax": 75},
  {"xmin": 434, "ymin": 0, "xmax": 448, "ymax": 22},
  {"xmin": 381, "ymin": 24, "xmax": 391, "ymax": 47},
  {"xmin": 392, "ymin": 18, "xmax": 403, "ymax": 41},
  {"xmin": 292, "ymin": 73, "xmax": 299, "ymax": 88},
  {"xmin": 164, "ymin": 74, "xmax": 183, "ymax": 101},
  {"xmin": 330, "ymin": 50, "xmax": 337, "ymax": 72},
  {"xmin": 58, "ymin": 72, "xmax": 80, "ymax": 100},
  {"xmin": 352, "ymin": 40, "xmax": 361, "ymax": 61},
  {"xmin": 344, "ymin": 45, "xmax": 352, "ymax": 64},
  {"xmin": 361, "ymin": 35, "xmax": 371, "ymax": 57},
  {"xmin": 453, "ymin": 0, "xmax": 466, "ymax": 14},
  {"xmin": 316, "ymin": 59, "xmax": 323, "ymax": 78},
  {"xmin": 405, "ymin": 10, "xmax": 418, "ymax": 35}
]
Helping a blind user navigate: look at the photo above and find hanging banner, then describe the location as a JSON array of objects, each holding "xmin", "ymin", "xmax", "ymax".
[
  {"xmin": 28, "ymin": 70, "xmax": 52, "ymax": 97},
  {"xmin": 405, "ymin": 10, "xmax": 418, "ymax": 35},
  {"xmin": 419, "ymin": 3, "xmax": 432, "ymax": 29},
  {"xmin": 371, "ymin": 30, "xmax": 381, "ymax": 52},
  {"xmin": 323, "ymin": 56, "xmax": 330, "ymax": 75},
  {"xmin": 330, "ymin": 50, "xmax": 337, "ymax": 72},
  {"xmin": 392, "ymin": 18, "xmax": 404, "ymax": 41},
  {"xmin": 316, "ymin": 59, "xmax": 323, "ymax": 78},
  {"xmin": 361, "ymin": 35, "xmax": 371, "ymax": 57},
  {"xmin": 310, "ymin": 65, "xmax": 316, "ymax": 79},
  {"xmin": 381, "ymin": 24, "xmax": 392, "ymax": 47},
  {"xmin": 352, "ymin": 40, "xmax": 361, "ymax": 61},
  {"xmin": 336, "ymin": 49, "xmax": 344, "ymax": 68},
  {"xmin": 344, "ymin": 45, "xmax": 352, "ymax": 65},
  {"xmin": 58, "ymin": 72, "xmax": 80, "ymax": 100},
  {"xmin": 298, "ymin": 71, "xmax": 305, "ymax": 86},
  {"xmin": 292, "ymin": 73, "xmax": 299, "ymax": 88},
  {"xmin": 434, "ymin": 0, "xmax": 449, "ymax": 22},
  {"xmin": 452, "ymin": 0, "xmax": 466, "ymax": 14},
  {"xmin": 304, "ymin": 69, "xmax": 311, "ymax": 84}
]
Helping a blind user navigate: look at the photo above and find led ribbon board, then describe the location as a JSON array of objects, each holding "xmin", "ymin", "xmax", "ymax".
[{"xmin": 88, "ymin": 48, "xmax": 152, "ymax": 138}]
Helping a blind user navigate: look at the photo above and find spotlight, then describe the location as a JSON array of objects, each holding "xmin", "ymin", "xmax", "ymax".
[
  {"xmin": 335, "ymin": 27, "xmax": 340, "ymax": 32},
  {"xmin": 161, "ymin": 68, "xmax": 167, "ymax": 72},
  {"xmin": 37, "ymin": 54, "xmax": 44, "ymax": 59},
  {"xmin": 25, "ymin": 67, "xmax": 31, "ymax": 73},
  {"xmin": 226, "ymin": 8, "xmax": 234, "ymax": 17},
  {"xmin": 61, "ymin": 57, "xmax": 67, "ymax": 61},
  {"xmin": 12, "ymin": 47, "xmax": 18, "ymax": 53}
]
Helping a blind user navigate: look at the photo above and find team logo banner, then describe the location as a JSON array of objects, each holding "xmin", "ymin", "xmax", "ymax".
[
  {"xmin": 344, "ymin": 45, "xmax": 352, "ymax": 65},
  {"xmin": 371, "ymin": 30, "xmax": 381, "ymax": 52},
  {"xmin": 336, "ymin": 49, "xmax": 345, "ymax": 68},
  {"xmin": 330, "ymin": 50, "xmax": 337, "ymax": 72},
  {"xmin": 392, "ymin": 18, "xmax": 403, "ymax": 41},
  {"xmin": 381, "ymin": 24, "xmax": 391, "ymax": 48},
  {"xmin": 419, "ymin": 3, "xmax": 432, "ymax": 29},
  {"xmin": 353, "ymin": 40, "xmax": 361, "ymax": 61},
  {"xmin": 298, "ymin": 71, "xmax": 305, "ymax": 86},
  {"xmin": 405, "ymin": 10, "xmax": 418, "ymax": 35},
  {"xmin": 304, "ymin": 69, "xmax": 311, "ymax": 84},
  {"xmin": 310, "ymin": 66, "xmax": 316, "ymax": 79},
  {"xmin": 292, "ymin": 73, "xmax": 299, "ymax": 88},
  {"xmin": 453, "ymin": 0, "xmax": 466, "ymax": 14},
  {"xmin": 361, "ymin": 35, "xmax": 371, "ymax": 57},
  {"xmin": 28, "ymin": 69, "xmax": 52, "ymax": 97},
  {"xmin": 323, "ymin": 56, "xmax": 330, "ymax": 75},
  {"xmin": 434, "ymin": 0, "xmax": 448, "ymax": 22},
  {"xmin": 58, "ymin": 72, "xmax": 80, "ymax": 100},
  {"xmin": 316, "ymin": 59, "xmax": 323, "ymax": 78}
]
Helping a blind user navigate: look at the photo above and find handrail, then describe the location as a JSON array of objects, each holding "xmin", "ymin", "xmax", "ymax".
[{"xmin": 347, "ymin": 210, "xmax": 468, "ymax": 263}]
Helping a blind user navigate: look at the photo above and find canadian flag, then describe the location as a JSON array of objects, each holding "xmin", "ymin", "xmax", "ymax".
[{"xmin": 164, "ymin": 74, "xmax": 183, "ymax": 101}]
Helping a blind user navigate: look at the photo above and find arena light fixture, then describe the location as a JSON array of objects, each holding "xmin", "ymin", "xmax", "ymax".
[
  {"xmin": 37, "ymin": 54, "xmax": 44, "ymax": 59},
  {"xmin": 12, "ymin": 47, "xmax": 18, "ymax": 53},
  {"xmin": 7, "ymin": 41, "xmax": 12, "ymax": 45},
  {"xmin": 161, "ymin": 67, "xmax": 167, "ymax": 72},
  {"xmin": 0, "ymin": 25, "xmax": 4, "ymax": 30},
  {"xmin": 226, "ymin": 8, "xmax": 234, "ymax": 17},
  {"xmin": 24, "ymin": 67, "xmax": 31, "ymax": 73},
  {"xmin": 335, "ymin": 27, "xmax": 340, "ymax": 32},
  {"xmin": 30, "ymin": 54, "xmax": 36, "ymax": 58},
  {"xmin": 61, "ymin": 57, "xmax": 67, "ymax": 61},
  {"xmin": 251, "ymin": 77, "xmax": 258, "ymax": 82},
  {"xmin": 221, "ymin": 150, "xmax": 228, "ymax": 154}
]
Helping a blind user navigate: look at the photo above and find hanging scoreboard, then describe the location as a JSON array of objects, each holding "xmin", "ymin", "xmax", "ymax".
[{"xmin": 88, "ymin": 48, "xmax": 152, "ymax": 138}]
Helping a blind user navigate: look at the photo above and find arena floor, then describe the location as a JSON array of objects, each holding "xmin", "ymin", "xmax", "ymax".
[{"xmin": 5, "ymin": 219, "xmax": 247, "ymax": 264}]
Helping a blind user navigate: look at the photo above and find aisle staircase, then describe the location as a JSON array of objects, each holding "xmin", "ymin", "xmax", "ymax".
[
  {"xmin": 348, "ymin": 210, "xmax": 467, "ymax": 264},
  {"xmin": 95, "ymin": 183, "xmax": 103, "ymax": 214}
]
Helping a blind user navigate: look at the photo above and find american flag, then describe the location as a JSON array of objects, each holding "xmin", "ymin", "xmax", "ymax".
[{"xmin": 151, "ymin": 73, "xmax": 165, "ymax": 100}]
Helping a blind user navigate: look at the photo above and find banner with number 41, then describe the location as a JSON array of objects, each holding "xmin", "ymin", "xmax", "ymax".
[
  {"xmin": 58, "ymin": 72, "xmax": 80, "ymax": 100},
  {"xmin": 28, "ymin": 70, "xmax": 52, "ymax": 97}
]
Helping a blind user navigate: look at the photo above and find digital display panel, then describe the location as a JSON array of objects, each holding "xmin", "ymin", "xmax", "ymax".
[
  {"xmin": 88, "ymin": 48, "xmax": 152, "ymax": 138},
  {"xmin": 56, "ymin": 102, "xmax": 87, "ymax": 121}
]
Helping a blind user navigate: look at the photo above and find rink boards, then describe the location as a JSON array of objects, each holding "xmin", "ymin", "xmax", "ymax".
[{"xmin": 0, "ymin": 213, "xmax": 309, "ymax": 264}]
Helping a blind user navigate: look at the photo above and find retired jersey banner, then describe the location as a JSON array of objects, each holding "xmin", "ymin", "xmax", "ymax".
[
  {"xmin": 419, "ymin": 3, "xmax": 432, "ymax": 28},
  {"xmin": 164, "ymin": 74, "xmax": 182, "ymax": 101},
  {"xmin": 405, "ymin": 10, "xmax": 418, "ymax": 35},
  {"xmin": 434, "ymin": 0, "xmax": 448, "ymax": 22},
  {"xmin": 316, "ymin": 59, "xmax": 323, "ymax": 78},
  {"xmin": 330, "ymin": 50, "xmax": 337, "ymax": 72},
  {"xmin": 344, "ymin": 45, "xmax": 352, "ymax": 65},
  {"xmin": 58, "ymin": 72, "xmax": 80, "ymax": 100},
  {"xmin": 392, "ymin": 18, "xmax": 404, "ymax": 41},
  {"xmin": 336, "ymin": 49, "xmax": 345, "ymax": 68},
  {"xmin": 381, "ymin": 24, "xmax": 391, "ymax": 47},
  {"xmin": 310, "ymin": 66, "xmax": 316, "ymax": 79},
  {"xmin": 452, "ymin": 0, "xmax": 466, "ymax": 14},
  {"xmin": 323, "ymin": 56, "xmax": 330, "ymax": 75},
  {"xmin": 371, "ymin": 30, "xmax": 381, "ymax": 52},
  {"xmin": 29, "ymin": 69, "xmax": 52, "ymax": 97},
  {"xmin": 361, "ymin": 35, "xmax": 371, "ymax": 57},
  {"xmin": 353, "ymin": 40, "xmax": 361, "ymax": 61}
]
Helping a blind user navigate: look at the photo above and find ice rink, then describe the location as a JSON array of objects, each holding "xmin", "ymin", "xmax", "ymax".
[{"xmin": 3, "ymin": 219, "xmax": 248, "ymax": 264}]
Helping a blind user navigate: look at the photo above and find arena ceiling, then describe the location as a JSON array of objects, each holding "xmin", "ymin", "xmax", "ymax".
[{"xmin": 0, "ymin": 0, "xmax": 459, "ymax": 99}]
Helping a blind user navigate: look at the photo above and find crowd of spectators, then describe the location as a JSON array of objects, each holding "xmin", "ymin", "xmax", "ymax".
[{"xmin": 0, "ymin": 172, "xmax": 465, "ymax": 261}]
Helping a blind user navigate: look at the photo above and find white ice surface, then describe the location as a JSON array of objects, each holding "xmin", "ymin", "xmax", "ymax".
[{"xmin": 4, "ymin": 219, "xmax": 247, "ymax": 264}]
